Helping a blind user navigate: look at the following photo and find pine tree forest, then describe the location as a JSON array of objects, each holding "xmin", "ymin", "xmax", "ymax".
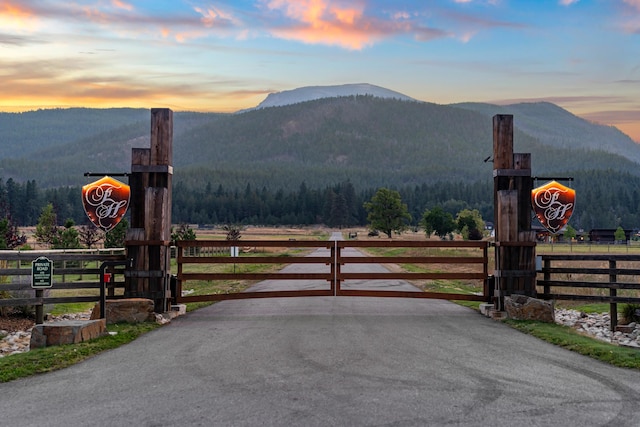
[{"xmin": 2, "ymin": 169, "xmax": 640, "ymax": 233}]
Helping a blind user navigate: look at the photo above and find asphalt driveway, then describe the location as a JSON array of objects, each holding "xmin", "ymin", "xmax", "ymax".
[{"xmin": 1, "ymin": 233, "xmax": 640, "ymax": 426}]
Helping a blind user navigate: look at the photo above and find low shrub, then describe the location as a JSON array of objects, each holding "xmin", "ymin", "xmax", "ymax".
[{"xmin": 621, "ymin": 303, "xmax": 640, "ymax": 324}]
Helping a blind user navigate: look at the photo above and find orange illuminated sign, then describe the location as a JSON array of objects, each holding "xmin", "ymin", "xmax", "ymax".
[
  {"xmin": 82, "ymin": 176, "xmax": 130, "ymax": 232},
  {"xmin": 531, "ymin": 180, "xmax": 575, "ymax": 233}
]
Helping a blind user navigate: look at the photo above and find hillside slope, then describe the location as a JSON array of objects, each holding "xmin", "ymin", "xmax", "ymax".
[
  {"xmin": 454, "ymin": 102, "xmax": 640, "ymax": 163},
  {"xmin": 0, "ymin": 95, "xmax": 638, "ymax": 190}
]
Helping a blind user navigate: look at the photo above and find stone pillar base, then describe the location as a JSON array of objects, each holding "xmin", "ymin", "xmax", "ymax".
[
  {"xmin": 90, "ymin": 298, "xmax": 155, "ymax": 324},
  {"xmin": 505, "ymin": 295, "xmax": 555, "ymax": 323},
  {"xmin": 30, "ymin": 319, "xmax": 107, "ymax": 349}
]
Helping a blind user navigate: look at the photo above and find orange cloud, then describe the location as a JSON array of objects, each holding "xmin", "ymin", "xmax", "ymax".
[
  {"xmin": 263, "ymin": 0, "xmax": 389, "ymax": 49},
  {"xmin": 0, "ymin": 1, "xmax": 36, "ymax": 27},
  {"xmin": 0, "ymin": 1, "xmax": 32, "ymax": 17},
  {"xmin": 580, "ymin": 110, "xmax": 640, "ymax": 143},
  {"xmin": 263, "ymin": 0, "xmax": 508, "ymax": 48},
  {"xmin": 0, "ymin": 56, "xmax": 267, "ymax": 113}
]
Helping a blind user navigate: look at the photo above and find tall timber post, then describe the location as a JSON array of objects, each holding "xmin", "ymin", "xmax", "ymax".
[
  {"xmin": 125, "ymin": 108, "xmax": 173, "ymax": 312},
  {"xmin": 492, "ymin": 114, "xmax": 537, "ymax": 311}
]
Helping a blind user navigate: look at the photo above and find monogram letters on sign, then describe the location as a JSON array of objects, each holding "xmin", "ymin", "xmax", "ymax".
[
  {"xmin": 531, "ymin": 180, "xmax": 575, "ymax": 233},
  {"xmin": 82, "ymin": 176, "xmax": 131, "ymax": 232}
]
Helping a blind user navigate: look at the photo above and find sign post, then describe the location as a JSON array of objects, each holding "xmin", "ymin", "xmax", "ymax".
[{"xmin": 32, "ymin": 256, "xmax": 53, "ymax": 324}]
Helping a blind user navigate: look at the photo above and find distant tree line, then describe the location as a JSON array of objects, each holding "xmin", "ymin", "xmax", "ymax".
[{"xmin": 1, "ymin": 169, "xmax": 640, "ymax": 231}]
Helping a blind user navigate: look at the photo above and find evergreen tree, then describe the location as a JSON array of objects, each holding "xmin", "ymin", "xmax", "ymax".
[
  {"xmin": 104, "ymin": 218, "xmax": 128, "ymax": 248},
  {"xmin": 328, "ymin": 193, "xmax": 349, "ymax": 228},
  {"xmin": 53, "ymin": 219, "xmax": 81, "ymax": 249},
  {"xmin": 564, "ymin": 224, "xmax": 577, "ymax": 242},
  {"xmin": 34, "ymin": 203, "xmax": 59, "ymax": 248}
]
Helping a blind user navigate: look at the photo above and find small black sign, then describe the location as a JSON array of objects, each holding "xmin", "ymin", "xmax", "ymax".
[{"xmin": 32, "ymin": 256, "xmax": 53, "ymax": 289}]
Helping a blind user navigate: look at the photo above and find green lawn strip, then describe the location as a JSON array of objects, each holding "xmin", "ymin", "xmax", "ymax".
[
  {"xmin": 0, "ymin": 322, "xmax": 160, "ymax": 383},
  {"xmin": 556, "ymin": 302, "xmax": 611, "ymax": 314},
  {"xmin": 49, "ymin": 302, "xmax": 96, "ymax": 316},
  {"xmin": 505, "ymin": 319, "xmax": 640, "ymax": 369},
  {"xmin": 375, "ymin": 245, "xmax": 640, "ymax": 369}
]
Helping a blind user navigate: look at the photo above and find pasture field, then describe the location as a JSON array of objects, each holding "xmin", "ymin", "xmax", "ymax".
[{"xmin": 8, "ymin": 226, "xmax": 640, "ymax": 315}]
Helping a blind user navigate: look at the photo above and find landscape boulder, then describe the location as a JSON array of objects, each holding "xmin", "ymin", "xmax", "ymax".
[
  {"xmin": 30, "ymin": 319, "xmax": 107, "ymax": 349},
  {"xmin": 90, "ymin": 298, "xmax": 155, "ymax": 324},
  {"xmin": 504, "ymin": 295, "xmax": 555, "ymax": 323}
]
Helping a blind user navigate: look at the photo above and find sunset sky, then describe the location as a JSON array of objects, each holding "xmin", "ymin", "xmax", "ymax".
[{"xmin": 1, "ymin": 0, "xmax": 639, "ymax": 141}]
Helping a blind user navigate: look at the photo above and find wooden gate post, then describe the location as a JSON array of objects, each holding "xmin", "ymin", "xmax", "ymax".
[
  {"xmin": 125, "ymin": 109, "xmax": 173, "ymax": 312},
  {"xmin": 493, "ymin": 115, "xmax": 536, "ymax": 310}
]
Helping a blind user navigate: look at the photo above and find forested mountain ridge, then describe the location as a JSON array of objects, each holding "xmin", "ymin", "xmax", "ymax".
[
  {"xmin": 2, "ymin": 89, "xmax": 640, "ymax": 230},
  {"xmin": 0, "ymin": 108, "xmax": 149, "ymax": 160},
  {"xmin": 0, "ymin": 93, "xmax": 638, "ymax": 191},
  {"xmin": 455, "ymin": 101, "xmax": 640, "ymax": 164}
]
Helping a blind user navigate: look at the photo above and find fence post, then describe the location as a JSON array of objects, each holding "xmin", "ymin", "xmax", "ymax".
[
  {"xmin": 543, "ymin": 258, "xmax": 551, "ymax": 297},
  {"xmin": 176, "ymin": 244, "xmax": 183, "ymax": 304},
  {"xmin": 35, "ymin": 289, "xmax": 44, "ymax": 324},
  {"xmin": 609, "ymin": 259, "xmax": 617, "ymax": 331},
  {"xmin": 332, "ymin": 241, "xmax": 339, "ymax": 296}
]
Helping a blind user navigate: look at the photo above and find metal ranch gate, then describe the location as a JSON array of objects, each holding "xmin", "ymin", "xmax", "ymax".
[{"xmin": 175, "ymin": 239, "xmax": 490, "ymax": 304}]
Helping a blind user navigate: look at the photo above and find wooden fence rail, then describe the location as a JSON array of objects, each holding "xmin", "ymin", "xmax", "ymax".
[
  {"xmin": 537, "ymin": 254, "xmax": 640, "ymax": 330},
  {"xmin": 0, "ymin": 250, "xmax": 128, "ymax": 323}
]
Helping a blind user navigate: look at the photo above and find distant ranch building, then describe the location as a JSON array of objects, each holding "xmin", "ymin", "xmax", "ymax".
[{"xmin": 588, "ymin": 229, "xmax": 632, "ymax": 243}]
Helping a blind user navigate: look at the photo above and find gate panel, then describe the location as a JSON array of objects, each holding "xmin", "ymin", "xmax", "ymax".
[
  {"xmin": 175, "ymin": 240, "xmax": 334, "ymax": 303},
  {"xmin": 175, "ymin": 239, "xmax": 490, "ymax": 303},
  {"xmin": 335, "ymin": 240, "xmax": 488, "ymax": 301}
]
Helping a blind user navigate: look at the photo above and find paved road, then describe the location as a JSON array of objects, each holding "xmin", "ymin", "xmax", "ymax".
[
  {"xmin": 249, "ymin": 232, "xmax": 420, "ymax": 293},
  {"xmin": 2, "ymin": 233, "xmax": 640, "ymax": 426}
]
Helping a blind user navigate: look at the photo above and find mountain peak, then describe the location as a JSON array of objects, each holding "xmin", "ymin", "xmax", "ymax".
[{"xmin": 254, "ymin": 83, "xmax": 416, "ymax": 109}]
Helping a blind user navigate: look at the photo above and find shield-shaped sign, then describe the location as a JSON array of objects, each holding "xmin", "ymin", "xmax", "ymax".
[
  {"xmin": 82, "ymin": 176, "xmax": 130, "ymax": 232},
  {"xmin": 531, "ymin": 180, "xmax": 575, "ymax": 233}
]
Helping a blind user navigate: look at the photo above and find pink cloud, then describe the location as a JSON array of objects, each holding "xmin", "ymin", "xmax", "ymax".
[
  {"xmin": 262, "ymin": 0, "xmax": 447, "ymax": 49},
  {"xmin": 112, "ymin": 0, "xmax": 133, "ymax": 11},
  {"xmin": 624, "ymin": 0, "xmax": 640, "ymax": 10},
  {"xmin": 195, "ymin": 6, "xmax": 239, "ymax": 28}
]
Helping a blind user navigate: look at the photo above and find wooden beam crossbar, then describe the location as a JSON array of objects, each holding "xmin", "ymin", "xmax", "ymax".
[
  {"xmin": 178, "ymin": 256, "xmax": 330, "ymax": 264},
  {"xmin": 540, "ymin": 267, "xmax": 640, "ymax": 275},
  {"xmin": 335, "ymin": 289, "xmax": 485, "ymax": 301},
  {"xmin": 179, "ymin": 272, "xmax": 330, "ymax": 281},
  {"xmin": 338, "ymin": 256, "xmax": 486, "ymax": 264},
  {"xmin": 538, "ymin": 294, "xmax": 640, "ymax": 304},
  {"xmin": 538, "ymin": 280, "xmax": 640, "ymax": 290},
  {"xmin": 338, "ymin": 272, "xmax": 486, "ymax": 280}
]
